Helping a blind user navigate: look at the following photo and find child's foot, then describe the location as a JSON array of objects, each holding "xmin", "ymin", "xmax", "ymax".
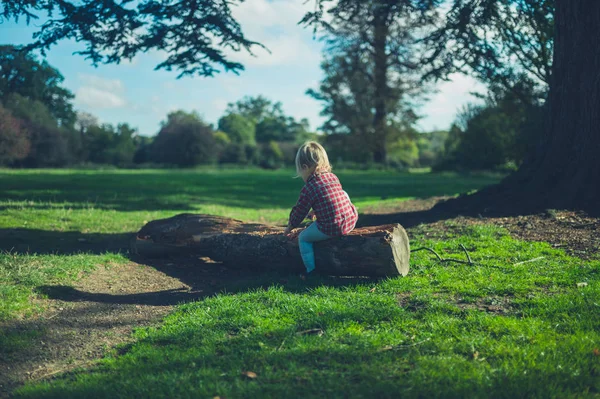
[{"xmin": 299, "ymin": 269, "xmax": 314, "ymax": 281}]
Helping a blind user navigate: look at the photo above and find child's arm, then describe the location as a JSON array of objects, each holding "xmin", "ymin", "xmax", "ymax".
[{"xmin": 285, "ymin": 186, "xmax": 311, "ymax": 235}]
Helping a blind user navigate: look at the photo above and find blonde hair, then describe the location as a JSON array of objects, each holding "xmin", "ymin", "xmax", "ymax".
[{"xmin": 295, "ymin": 141, "xmax": 331, "ymax": 176}]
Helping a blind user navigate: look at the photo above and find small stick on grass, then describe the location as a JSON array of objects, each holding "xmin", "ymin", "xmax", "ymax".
[
  {"xmin": 411, "ymin": 247, "xmax": 443, "ymax": 262},
  {"xmin": 412, "ymin": 246, "xmax": 477, "ymax": 266},
  {"xmin": 513, "ymin": 256, "xmax": 545, "ymax": 266},
  {"xmin": 459, "ymin": 244, "xmax": 473, "ymax": 265}
]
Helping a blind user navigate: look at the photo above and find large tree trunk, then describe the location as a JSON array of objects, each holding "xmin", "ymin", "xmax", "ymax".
[
  {"xmin": 132, "ymin": 214, "xmax": 410, "ymax": 277},
  {"xmin": 439, "ymin": 1, "xmax": 600, "ymax": 215},
  {"xmin": 519, "ymin": 0, "xmax": 600, "ymax": 210}
]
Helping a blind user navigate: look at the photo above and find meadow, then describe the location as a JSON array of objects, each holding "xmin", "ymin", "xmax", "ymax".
[{"xmin": 1, "ymin": 168, "xmax": 599, "ymax": 398}]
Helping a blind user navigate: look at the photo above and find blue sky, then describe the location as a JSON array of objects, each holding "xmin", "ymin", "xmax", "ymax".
[{"xmin": 1, "ymin": 0, "xmax": 485, "ymax": 136}]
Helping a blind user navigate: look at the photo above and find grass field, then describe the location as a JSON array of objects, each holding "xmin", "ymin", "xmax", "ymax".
[{"xmin": 1, "ymin": 168, "xmax": 599, "ymax": 398}]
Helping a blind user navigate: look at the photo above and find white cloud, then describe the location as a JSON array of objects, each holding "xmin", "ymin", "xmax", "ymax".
[
  {"xmin": 233, "ymin": 0, "xmax": 309, "ymax": 32},
  {"xmin": 78, "ymin": 74, "xmax": 125, "ymax": 92},
  {"xmin": 225, "ymin": 0, "xmax": 322, "ymax": 67},
  {"xmin": 418, "ymin": 74, "xmax": 486, "ymax": 131},
  {"xmin": 230, "ymin": 33, "xmax": 319, "ymax": 67},
  {"xmin": 75, "ymin": 74, "xmax": 127, "ymax": 109}
]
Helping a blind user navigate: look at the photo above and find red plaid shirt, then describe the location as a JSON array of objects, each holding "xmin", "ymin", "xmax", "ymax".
[{"xmin": 289, "ymin": 172, "xmax": 358, "ymax": 236}]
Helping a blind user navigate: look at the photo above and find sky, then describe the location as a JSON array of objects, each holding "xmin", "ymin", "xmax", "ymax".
[{"xmin": 1, "ymin": 0, "xmax": 485, "ymax": 137}]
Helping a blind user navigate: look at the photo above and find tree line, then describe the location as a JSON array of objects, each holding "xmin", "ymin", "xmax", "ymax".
[
  {"xmin": 0, "ymin": 45, "xmax": 323, "ymax": 168},
  {"xmin": 0, "ymin": 43, "xmax": 452, "ymax": 170}
]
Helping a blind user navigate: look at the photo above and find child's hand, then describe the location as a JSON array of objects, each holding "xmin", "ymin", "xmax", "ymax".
[
  {"xmin": 284, "ymin": 226, "xmax": 300, "ymax": 240},
  {"xmin": 307, "ymin": 211, "xmax": 316, "ymax": 221}
]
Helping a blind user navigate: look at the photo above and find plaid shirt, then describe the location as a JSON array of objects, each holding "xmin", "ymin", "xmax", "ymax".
[{"xmin": 289, "ymin": 172, "xmax": 358, "ymax": 236}]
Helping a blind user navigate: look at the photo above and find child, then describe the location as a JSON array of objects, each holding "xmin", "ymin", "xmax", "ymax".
[{"xmin": 284, "ymin": 141, "xmax": 358, "ymax": 274}]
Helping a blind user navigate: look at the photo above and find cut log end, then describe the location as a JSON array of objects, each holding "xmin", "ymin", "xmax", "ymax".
[{"xmin": 390, "ymin": 224, "xmax": 410, "ymax": 277}]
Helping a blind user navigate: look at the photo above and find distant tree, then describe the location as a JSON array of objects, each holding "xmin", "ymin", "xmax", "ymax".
[
  {"xmin": 3, "ymin": 93, "xmax": 71, "ymax": 167},
  {"xmin": 74, "ymin": 112, "xmax": 100, "ymax": 134},
  {"xmin": 85, "ymin": 124, "xmax": 114, "ymax": 164},
  {"xmin": 415, "ymin": 130, "xmax": 448, "ymax": 167},
  {"xmin": 21, "ymin": 124, "xmax": 69, "ymax": 167},
  {"xmin": 213, "ymin": 131, "xmax": 231, "ymax": 146},
  {"xmin": 453, "ymin": 106, "xmax": 518, "ymax": 169},
  {"xmin": 81, "ymin": 122, "xmax": 137, "ymax": 165},
  {"xmin": 151, "ymin": 111, "xmax": 217, "ymax": 166},
  {"xmin": 105, "ymin": 123, "xmax": 137, "ymax": 165},
  {"xmin": 305, "ymin": 0, "xmax": 436, "ymax": 163},
  {"xmin": 217, "ymin": 113, "xmax": 256, "ymax": 144},
  {"xmin": 0, "ymin": 45, "xmax": 75, "ymax": 127},
  {"xmin": 0, "ymin": 104, "xmax": 30, "ymax": 165},
  {"xmin": 3, "ymin": 93, "xmax": 59, "ymax": 129},
  {"xmin": 387, "ymin": 128, "xmax": 419, "ymax": 168},
  {"xmin": 290, "ymin": 118, "xmax": 314, "ymax": 143},
  {"xmin": 225, "ymin": 96, "xmax": 283, "ymax": 124},
  {"xmin": 259, "ymin": 141, "xmax": 285, "ymax": 170},
  {"xmin": 219, "ymin": 143, "xmax": 248, "ymax": 165},
  {"xmin": 255, "ymin": 116, "xmax": 288, "ymax": 143},
  {"xmin": 224, "ymin": 95, "xmax": 309, "ymax": 143},
  {"xmin": 438, "ymin": 84, "xmax": 544, "ymax": 171},
  {"xmin": 0, "ymin": 48, "xmax": 79, "ymax": 166},
  {"xmin": 133, "ymin": 135, "xmax": 154, "ymax": 164}
]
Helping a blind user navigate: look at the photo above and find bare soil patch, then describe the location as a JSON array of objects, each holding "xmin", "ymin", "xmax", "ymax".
[
  {"xmin": 361, "ymin": 197, "xmax": 600, "ymax": 260},
  {"xmin": 0, "ymin": 259, "xmax": 254, "ymax": 397}
]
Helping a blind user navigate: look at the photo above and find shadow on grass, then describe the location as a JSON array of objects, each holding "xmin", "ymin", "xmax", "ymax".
[
  {"xmin": 36, "ymin": 255, "xmax": 381, "ymax": 307},
  {"xmin": 0, "ymin": 170, "xmax": 503, "ymax": 212},
  {"xmin": 0, "ymin": 228, "xmax": 132, "ymax": 255}
]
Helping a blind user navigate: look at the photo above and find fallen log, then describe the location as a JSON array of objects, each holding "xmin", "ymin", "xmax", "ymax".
[{"xmin": 132, "ymin": 214, "xmax": 410, "ymax": 277}]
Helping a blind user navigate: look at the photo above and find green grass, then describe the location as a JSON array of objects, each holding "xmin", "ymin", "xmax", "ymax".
[
  {"xmin": 0, "ymin": 252, "xmax": 125, "ymax": 321},
  {"xmin": 15, "ymin": 226, "xmax": 600, "ymax": 398},
  {"xmin": 0, "ymin": 168, "xmax": 500, "ymax": 230},
  {"xmin": 3, "ymin": 168, "xmax": 599, "ymax": 397}
]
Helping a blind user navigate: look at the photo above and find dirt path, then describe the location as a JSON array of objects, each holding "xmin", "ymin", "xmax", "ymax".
[
  {"xmin": 0, "ymin": 263, "xmax": 174, "ymax": 396},
  {"xmin": 0, "ymin": 259, "xmax": 247, "ymax": 397},
  {"xmin": 1, "ymin": 199, "xmax": 598, "ymax": 397},
  {"xmin": 360, "ymin": 196, "xmax": 600, "ymax": 260}
]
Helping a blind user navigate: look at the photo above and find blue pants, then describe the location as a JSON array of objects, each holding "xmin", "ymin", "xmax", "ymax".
[{"xmin": 298, "ymin": 222, "xmax": 331, "ymax": 273}]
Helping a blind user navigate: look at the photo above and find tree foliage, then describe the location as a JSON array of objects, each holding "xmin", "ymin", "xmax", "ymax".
[
  {"xmin": 218, "ymin": 113, "xmax": 256, "ymax": 145},
  {"xmin": 151, "ymin": 111, "xmax": 217, "ymax": 166},
  {"xmin": 422, "ymin": 0, "xmax": 553, "ymax": 103},
  {"xmin": 0, "ymin": 104, "xmax": 30, "ymax": 165},
  {"xmin": 225, "ymin": 96, "xmax": 311, "ymax": 143},
  {"xmin": 86, "ymin": 123, "xmax": 138, "ymax": 166},
  {"xmin": 306, "ymin": 0, "xmax": 437, "ymax": 163},
  {"xmin": 0, "ymin": 45, "xmax": 75, "ymax": 127},
  {"xmin": 1, "ymin": 1, "xmax": 262, "ymax": 78},
  {"xmin": 438, "ymin": 83, "xmax": 544, "ymax": 171}
]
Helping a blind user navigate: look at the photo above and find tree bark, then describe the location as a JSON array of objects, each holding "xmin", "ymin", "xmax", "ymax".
[
  {"xmin": 518, "ymin": 0, "xmax": 600, "ymax": 210},
  {"xmin": 372, "ymin": 5, "xmax": 390, "ymax": 164},
  {"xmin": 439, "ymin": 1, "xmax": 600, "ymax": 215},
  {"xmin": 132, "ymin": 214, "xmax": 410, "ymax": 277}
]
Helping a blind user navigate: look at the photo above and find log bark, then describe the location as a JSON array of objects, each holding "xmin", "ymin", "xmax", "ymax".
[{"xmin": 132, "ymin": 214, "xmax": 410, "ymax": 277}]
